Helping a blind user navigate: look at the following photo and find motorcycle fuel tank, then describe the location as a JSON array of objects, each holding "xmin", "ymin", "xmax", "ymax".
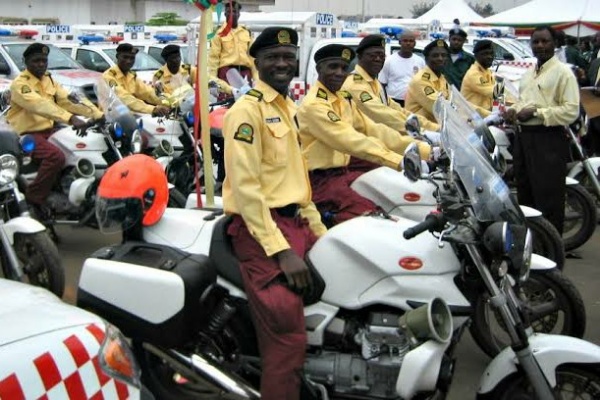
[{"xmin": 308, "ymin": 215, "xmax": 467, "ymax": 310}]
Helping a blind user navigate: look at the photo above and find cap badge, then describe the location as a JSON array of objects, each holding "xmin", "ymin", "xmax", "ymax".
[{"xmin": 278, "ymin": 30, "xmax": 291, "ymax": 44}]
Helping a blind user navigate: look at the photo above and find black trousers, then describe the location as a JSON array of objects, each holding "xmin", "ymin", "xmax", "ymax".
[{"xmin": 513, "ymin": 125, "xmax": 568, "ymax": 234}]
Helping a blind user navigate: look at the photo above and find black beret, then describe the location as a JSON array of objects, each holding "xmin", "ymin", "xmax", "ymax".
[
  {"xmin": 116, "ymin": 43, "xmax": 139, "ymax": 55},
  {"xmin": 249, "ymin": 27, "xmax": 298, "ymax": 58},
  {"xmin": 225, "ymin": 0, "xmax": 241, "ymax": 9},
  {"xmin": 473, "ymin": 39, "xmax": 493, "ymax": 54},
  {"xmin": 314, "ymin": 44, "xmax": 355, "ymax": 64},
  {"xmin": 449, "ymin": 28, "xmax": 468, "ymax": 39},
  {"xmin": 23, "ymin": 43, "xmax": 49, "ymax": 59},
  {"xmin": 356, "ymin": 34, "xmax": 386, "ymax": 54},
  {"xmin": 423, "ymin": 39, "xmax": 449, "ymax": 58},
  {"xmin": 161, "ymin": 44, "xmax": 180, "ymax": 59}
]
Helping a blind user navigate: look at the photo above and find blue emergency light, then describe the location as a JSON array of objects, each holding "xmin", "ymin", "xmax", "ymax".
[
  {"xmin": 154, "ymin": 34, "xmax": 178, "ymax": 43},
  {"xmin": 342, "ymin": 30, "xmax": 357, "ymax": 38},
  {"xmin": 430, "ymin": 32, "xmax": 447, "ymax": 40},
  {"xmin": 78, "ymin": 35, "xmax": 104, "ymax": 45},
  {"xmin": 380, "ymin": 26, "xmax": 403, "ymax": 38},
  {"xmin": 0, "ymin": 29, "xmax": 11, "ymax": 36}
]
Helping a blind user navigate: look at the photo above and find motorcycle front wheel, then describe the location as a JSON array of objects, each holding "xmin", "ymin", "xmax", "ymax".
[
  {"xmin": 0, "ymin": 231, "xmax": 65, "ymax": 298},
  {"xmin": 478, "ymin": 365, "xmax": 600, "ymax": 399},
  {"xmin": 470, "ymin": 269, "xmax": 586, "ymax": 358},
  {"xmin": 563, "ymin": 183, "xmax": 597, "ymax": 251},
  {"xmin": 526, "ymin": 216, "xmax": 565, "ymax": 270}
]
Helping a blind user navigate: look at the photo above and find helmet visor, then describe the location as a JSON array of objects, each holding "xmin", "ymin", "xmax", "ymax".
[{"xmin": 95, "ymin": 197, "xmax": 143, "ymax": 234}]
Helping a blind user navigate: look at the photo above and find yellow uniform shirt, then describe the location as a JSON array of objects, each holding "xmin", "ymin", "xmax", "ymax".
[
  {"xmin": 102, "ymin": 65, "xmax": 161, "ymax": 114},
  {"xmin": 405, "ymin": 66, "xmax": 450, "ymax": 122},
  {"xmin": 296, "ymin": 81, "xmax": 429, "ymax": 171},
  {"xmin": 152, "ymin": 64, "xmax": 232, "ymax": 96},
  {"xmin": 7, "ymin": 70, "xmax": 102, "ymax": 134},
  {"xmin": 208, "ymin": 24, "xmax": 255, "ymax": 77},
  {"xmin": 460, "ymin": 62, "xmax": 495, "ymax": 117},
  {"xmin": 342, "ymin": 65, "xmax": 439, "ymax": 133},
  {"xmin": 514, "ymin": 56, "xmax": 580, "ymax": 127},
  {"xmin": 222, "ymin": 80, "xmax": 326, "ymax": 256}
]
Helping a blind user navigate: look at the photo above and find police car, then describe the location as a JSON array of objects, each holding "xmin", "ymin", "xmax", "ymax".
[
  {"xmin": 0, "ymin": 42, "xmax": 101, "ymax": 104},
  {"xmin": 0, "ymin": 279, "xmax": 146, "ymax": 399},
  {"xmin": 56, "ymin": 43, "xmax": 163, "ymax": 84}
]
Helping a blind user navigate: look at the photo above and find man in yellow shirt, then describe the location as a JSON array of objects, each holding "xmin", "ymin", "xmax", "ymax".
[
  {"xmin": 461, "ymin": 39, "xmax": 496, "ymax": 117},
  {"xmin": 297, "ymin": 44, "xmax": 430, "ymax": 225},
  {"xmin": 222, "ymin": 26, "xmax": 326, "ymax": 400},
  {"xmin": 504, "ymin": 26, "xmax": 580, "ymax": 234},
  {"xmin": 102, "ymin": 43, "xmax": 170, "ymax": 117},
  {"xmin": 152, "ymin": 44, "xmax": 232, "ymax": 97},
  {"xmin": 7, "ymin": 43, "xmax": 103, "ymax": 215},
  {"xmin": 208, "ymin": 1, "xmax": 256, "ymax": 95},
  {"xmin": 405, "ymin": 39, "xmax": 450, "ymax": 122},
  {"xmin": 342, "ymin": 34, "xmax": 439, "ymax": 135}
]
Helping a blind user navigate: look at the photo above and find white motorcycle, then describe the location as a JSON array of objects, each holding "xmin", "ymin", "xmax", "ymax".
[
  {"xmin": 0, "ymin": 128, "xmax": 64, "ymax": 297},
  {"xmin": 76, "ymin": 99, "xmax": 596, "ymax": 399}
]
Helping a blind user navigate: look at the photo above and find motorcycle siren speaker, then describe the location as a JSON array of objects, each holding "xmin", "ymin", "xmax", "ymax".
[
  {"xmin": 398, "ymin": 297, "xmax": 452, "ymax": 343},
  {"xmin": 74, "ymin": 158, "xmax": 95, "ymax": 179},
  {"xmin": 152, "ymin": 139, "xmax": 174, "ymax": 158}
]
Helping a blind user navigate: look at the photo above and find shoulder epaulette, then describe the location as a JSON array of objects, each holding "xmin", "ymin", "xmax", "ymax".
[
  {"xmin": 110, "ymin": 69, "xmax": 117, "ymax": 76},
  {"xmin": 131, "ymin": 71, "xmax": 137, "ymax": 77},
  {"xmin": 421, "ymin": 72, "xmax": 431, "ymax": 81},
  {"xmin": 154, "ymin": 70, "xmax": 164, "ymax": 79},
  {"xmin": 316, "ymin": 88, "xmax": 328, "ymax": 100},
  {"xmin": 353, "ymin": 74, "xmax": 363, "ymax": 81},
  {"xmin": 182, "ymin": 64, "xmax": 191, "ymax": 71},
  {"xmin": 245, "ymin": 89, "xmax": 263, "ymax": 101},
  {"xmin": 338, "ymin": 90, "xmax": 352, "ymax": 99}
]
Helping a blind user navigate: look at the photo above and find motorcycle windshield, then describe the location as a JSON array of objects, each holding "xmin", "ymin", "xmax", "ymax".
[
  {"xmin": 94, "ymin": 79, "xmax": 132, "ymax": 123},
  {"xmin": 435, "ymin": 97, "xmax": 523, "ymax": 224}
]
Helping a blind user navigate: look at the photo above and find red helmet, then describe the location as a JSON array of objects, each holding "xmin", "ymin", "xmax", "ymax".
[{"xmin": 96, "ymin": 154, "xmax": 168, "ymax": 232}]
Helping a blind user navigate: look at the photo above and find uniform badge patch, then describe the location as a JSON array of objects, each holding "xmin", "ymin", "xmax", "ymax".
[
  {"xmin": 108, "ymin": 80, "xmax": 117, "ymax": 88},
  {"xmin": 234, "ymin": 123, "xmax": 254, "ymax": 144},
  {"xmin": 360, "ymin": 91, "xmax": 373, "ymax": 102},
  {"xmin": 316, "ymin": 88, "xmax": 328, "ymax": 100},
  {"xmin": 353, "ymin": 74, "xmax": 363, "ymax": 81},
  {"xmin": 421, "ymin": 72, "xmax": 431, "ymax": 81},
  {"xmin": 21, "ymin": 85, "xmax": 31, "ymax": 94},
  {"xmin": 154, "ymin": 70, "xmax": 164, "ymax": 79},
  {"xmin": 480, "ymin": 77, "xmax": 488, "ymax": 84},
  {"xmin": 423, "ymin": 86, "xmax": 435, "ymax": 96},
  {"xmin": 327, "ymin": 111, "xmax": 341, "ymax": 122}
]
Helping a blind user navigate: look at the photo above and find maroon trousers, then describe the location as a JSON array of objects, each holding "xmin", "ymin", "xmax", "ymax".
[
  {"xmin": 310, "ymin": 168, "xmax": 378, "ymax": 225},
  {"xmin": 217, "ymin": 65, "xmax": 253, "ymax": 101},
  {"xmin": 227, "ymin": 212, "xmax": 318, "ymax": 400},
  {"xmin": 25, "ymin": 130, "xmax": 65, "ymax": 205}
]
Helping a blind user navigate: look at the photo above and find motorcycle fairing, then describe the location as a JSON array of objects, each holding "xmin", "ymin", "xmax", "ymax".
[
  {"xmin": 139, "ymin": 116, "xmax": 184, "ymax": 150},
  {"xmin": 396, "ymin": 340, "xmax": 450, "ymax": 399},
  {"xmin": 49, "ymin": 129, "xmax": 108, "ymax": 167}
]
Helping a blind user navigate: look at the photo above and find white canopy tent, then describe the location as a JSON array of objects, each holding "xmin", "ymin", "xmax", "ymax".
[
  {"xmin": 414, "ymin": 0, "xmax": 484, "ymax": 24},
  {"xmin": 483, "ymin": 0, "xmax": 600, "ymax": 36}
]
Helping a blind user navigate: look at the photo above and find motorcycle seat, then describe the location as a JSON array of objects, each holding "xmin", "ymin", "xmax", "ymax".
[{"xmin": 209, "ymin": 215, "xmax": 245, "ymax": 290}]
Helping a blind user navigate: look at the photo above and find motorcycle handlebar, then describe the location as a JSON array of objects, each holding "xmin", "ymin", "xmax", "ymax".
[
  {"xmin": 403, "ymin": 213, "xmax": 445, "ymax": 240},
  {"xmin": 209, "ymin": 98, "xmax": 235, "ymax": 108}
]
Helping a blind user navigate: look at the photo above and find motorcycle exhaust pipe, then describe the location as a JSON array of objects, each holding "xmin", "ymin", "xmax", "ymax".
[
  {"xmin": 142, "ymin": 343, "xmax": 260, "ymax": 399},
  {"xmin": 73, "ymin": 158, "xmax": 95, "ymax": 179},
  {"xmin": 152, "ymin": 139, "xmax": 174, "ymax": 158}
]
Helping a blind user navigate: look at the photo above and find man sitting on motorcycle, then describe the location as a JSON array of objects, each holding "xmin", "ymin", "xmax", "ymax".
[
  {"xmin": 222, "ymin": 26, "xmax": 327, "ymax": 400},
  {"xmin": 7, "ymin": 42, "xmax": 104, "ymax": 217},
  {"xmin": 405, "ymin": 39, "xmax": 450, "ymax": 122},
  {"xmin": 342, "ymin": 34, "xmax": 439, "ymax": 135},
  {"xmin": 296, "ymin": 44, "xmax": 430, "ymax": 225},
  {"xmin": 102, "ymin": 43, "xmax": 170, "ymax": 117},
  {"xmin": 152, "ymin": 44, "xmax": 232, "ymax": 97}
]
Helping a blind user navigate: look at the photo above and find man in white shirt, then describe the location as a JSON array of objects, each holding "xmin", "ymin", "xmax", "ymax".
[{"xmin": 379, "ymin": 31, "xmax": 425, "ymax": 107}]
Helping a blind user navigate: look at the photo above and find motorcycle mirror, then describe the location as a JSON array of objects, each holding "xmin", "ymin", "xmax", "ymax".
[
  {"xmin": 491, "ymin": 146, "xmax": 507, "ymax": 175},
  {"xmin": 403, "ymin": 142, "xmax": 422, "ymax": 182},
  {"xmin": 405, "ymin": 114, "xmax": 421, "ymax": 136},
  {"xmin": 474, "ymin": 123, "xmax": 496, "ymax": 154}
]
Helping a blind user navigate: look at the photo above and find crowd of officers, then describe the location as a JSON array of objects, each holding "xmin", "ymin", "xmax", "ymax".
[{"xmin": 4, "ymin": 1, "xmax": 586, "ymax": 396}]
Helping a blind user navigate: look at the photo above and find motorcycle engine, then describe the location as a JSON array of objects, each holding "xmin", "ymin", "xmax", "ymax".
[{"xmin": 305, "ymin": 312, "xmax": 409, "ymax": 398}]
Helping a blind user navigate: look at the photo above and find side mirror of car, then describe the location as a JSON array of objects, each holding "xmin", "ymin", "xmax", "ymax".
[{"xmin": 403, "ymin": 142, "xmax": 423, "ymax": 182}]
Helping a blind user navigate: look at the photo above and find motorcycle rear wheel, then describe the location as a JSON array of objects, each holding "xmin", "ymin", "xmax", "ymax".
[
  {"xmin": 562, "ymin": 183, "xmax": 597, "ymax": 251},
  {"xmin": 470, "ymin": 269, "xmax": 586, "ymax": 358},
  {"xmin": 0, "ymin": 231, "xmax": 65, "ymax": 298},
  {"xmin": 525, "ymin": 216, "xmax": 565, "ymax": 270},
  {"xmin": 478, "ymin": 365, "xmax": 600, "ymax": 399}
]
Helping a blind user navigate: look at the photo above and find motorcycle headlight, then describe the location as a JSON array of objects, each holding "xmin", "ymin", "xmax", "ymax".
[
  {"xmin": 482, "ymin": 221, "xmax": 513, "ymax": 256},
  {"xmin": 20, "ymin": 134, "xmax": 36, "ymax": 154},
  {"xmin": 184, "ymin": 111, "xmax": 194, "ymax": 127},
  {"xmin": 131, "ymin": 130, "xmax": 142, "ymax": 154},
  {"xmin": 521, "ymin": 228, "xmax": 533, "ymax": 282},
  {"xmin": 0, "ymin": 154, "xmax": 19, "ymax": 185}
]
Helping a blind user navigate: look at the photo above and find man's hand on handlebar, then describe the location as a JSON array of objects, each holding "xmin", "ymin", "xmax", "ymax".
[{"xmin": 152, "ymin": 105, "xmax": 171, "ymax": 118}]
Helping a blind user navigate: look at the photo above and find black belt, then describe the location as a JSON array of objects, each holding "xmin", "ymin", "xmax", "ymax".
[
  {"xmin": 225, "ymin": 65, "xmax": 251, "ymax": 71},
  {"xmin": 309, "ymin": 167, "xmax": 348, "ymax": 178},
  {"xmin": 273, "ymin": 204, "xmax": 300, "ymax": 218}
]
